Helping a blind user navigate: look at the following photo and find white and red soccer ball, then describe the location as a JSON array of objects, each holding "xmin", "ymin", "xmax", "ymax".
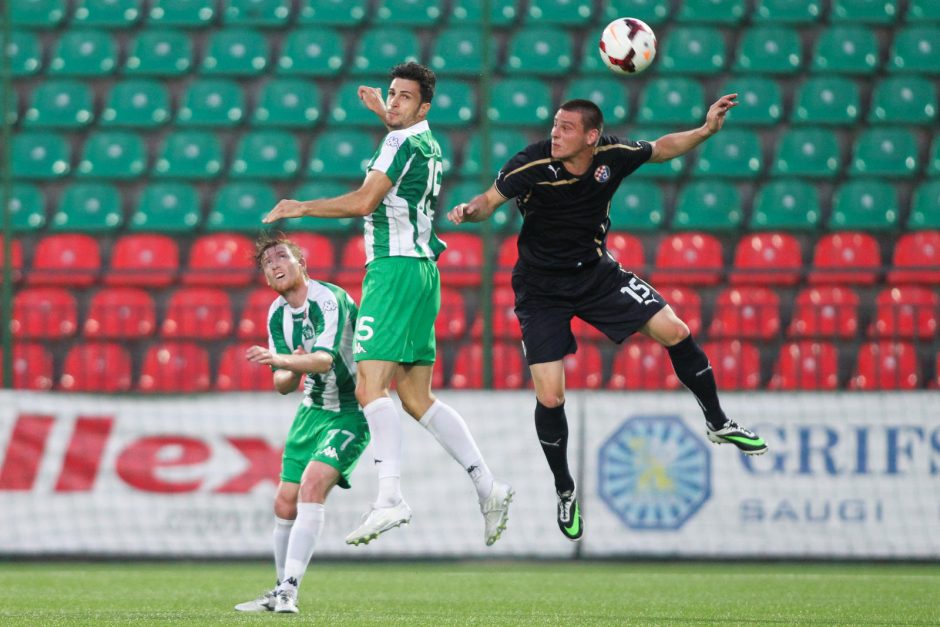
[{"xmin": 598, "ymin": 17, "xmax": 658, "ymax": 75}]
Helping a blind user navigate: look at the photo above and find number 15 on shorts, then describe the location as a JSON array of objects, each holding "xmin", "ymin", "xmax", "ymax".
[{"xmin": 353, "ymin": 315, "xmax": 374, "ymax": 354}]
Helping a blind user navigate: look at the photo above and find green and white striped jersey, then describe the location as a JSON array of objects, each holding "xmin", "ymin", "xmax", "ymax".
[
  {"xmin": 266, "ymin": 279, "xmax": 358, "ymax": 413},
  {"xmin": 365, "ymin": 120, "xmax": 448, "ymax": 263}
]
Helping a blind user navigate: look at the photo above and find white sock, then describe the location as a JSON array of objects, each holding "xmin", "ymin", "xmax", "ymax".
[
  {"xmin": 273, "ymin": 516, "xmax": 294, "ymax": 584},
  {"xmin": 363, "ymin": 397, "xmax": 403, "ymax": 507},
  {"xmin": 419, "ymin": 400, "xmax": 494, "ymax": 501},
  {"xmin": 282, "ymin": 503, "xmax": 325, "ymax": 592}
]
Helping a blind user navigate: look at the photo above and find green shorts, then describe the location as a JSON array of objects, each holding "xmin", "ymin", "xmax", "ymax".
[
  {"xmin": 354, "ymin": 256, "xmax": 440, "ymax": 365},
  {"xmin": 281, "ymin": 403, "xmax": 370, "ymax": 489}
]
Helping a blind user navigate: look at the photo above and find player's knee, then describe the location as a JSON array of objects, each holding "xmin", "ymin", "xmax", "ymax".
[
  {"xmin": 299, "ymin": 478, "xmax": 329, "ymax": 503},
  {"xmin": 668, "ymin": 319, "xmax": 691, "ymax": 345},
  {"xmin": 273, "ymin": 492, "xmax": 297, "ymax": 520},
  {"xmin": 355, "ymin": 379, "xmax": 383, "ymax": 407},
  {"xmin": 536, "ymin": 392, "xmax": 566, "ymax": 408}
]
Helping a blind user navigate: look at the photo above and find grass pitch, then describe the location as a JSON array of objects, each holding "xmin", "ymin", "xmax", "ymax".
[{"xmin": 0, "ymin": 561, "xmax": 937, "ymax": 625}]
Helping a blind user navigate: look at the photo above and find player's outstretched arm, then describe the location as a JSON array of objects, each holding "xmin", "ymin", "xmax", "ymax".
[
  {"xmin": 358, "ymin": 86, "xmax": 390, "ymax": 129},
  {"xmin": 263, "ymin": 170, "xmax": 393, "ymax": 222},
  {"xmin": 448, "ymin": 185, "xmax": 507, "ymax": 225},
  {"xmin": 648, "ymin": 93, "xmax": 738, "ymax": 163}
]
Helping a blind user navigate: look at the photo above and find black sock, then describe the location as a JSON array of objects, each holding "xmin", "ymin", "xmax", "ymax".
[
  {"xmin": 534, "ymin": 401, "xmax": 575, "ymax": 494},
  {"xmin": 666, "ymin": 335, "xmax": 728, "ymax": 430}
]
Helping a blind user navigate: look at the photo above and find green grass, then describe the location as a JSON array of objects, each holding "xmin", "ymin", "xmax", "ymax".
[{"xmin": 0, "ymin": 561, "xmax": 938, "ymax": 625}]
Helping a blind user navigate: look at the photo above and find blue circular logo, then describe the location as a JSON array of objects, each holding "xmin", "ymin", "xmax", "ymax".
[{"xmin": 598, "ymin": 415, "xmax": 711, "ymax": 530}]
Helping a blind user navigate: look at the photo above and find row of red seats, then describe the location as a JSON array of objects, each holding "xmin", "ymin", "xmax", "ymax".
[
  {"xmin": 5, "ymin": 340, "xmax": 936, "ymax": 393},
  {"xmin": 4, "ymin": 230, "xmax": 940, "ymax": 287}
]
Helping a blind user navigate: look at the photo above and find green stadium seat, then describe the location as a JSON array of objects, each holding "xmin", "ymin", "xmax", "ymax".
[
  {"xmin": 601, "ymin": 0, "xmax": 669, "ymax": 24},
  {"xmin": 637, "ymin": 77, "xmax": 705, "ymax": 125},
  {"xmin": 906, "ymin": 0, "xmax": 940, "ymax": 21},
  {"xmin": 253, "ymin": 79, "xmax": 321, "ymax": 127},
  {"xmin": 733, "ymin": 26, "xmax": 802, "ymax": 74},
  {"xmin": 504, "ymin": 27, "xmax": 573, "ymax": 75},
  {"xmin": 207, "ymin": 183, "xmax": 277, "ymax": 231},
  {"xmin": 438, "ymin": 180, "xmax": 521, "ymax": 233},
  {"xmin": 297, "ymin": 0, "xmax": 368, "ymax": 25},
  {"xmin": 660, "ymin": 26, "xmax": 727, "ymax": 74},
  {"xmin": 928, "ymin": 135, "xmax": 940, "ymax": 176},
  {"xmin": 328, "ymin": 81, "xmax": 382, "ymax": 126},
  {"xmin": 77, "ymin": 131, "xmax": 147, "ymax": 179},
  {"xmin": 792, "ymin": 76, "xmax": 861, "ymax": 125},
  {"xmin": 449, "ymin": 0, "xmax": 519, "ymax": 26},
  {"xmin": 673, "ymin": 181, "xmax": 742, "ymax": 230},
  {"xmin": 74, "ymin": 0, "xmax": 143, "ymax": 27},
  {"xmin": 811, "ymin": 26, "xmax": 879, "ymax": 74},
  {"xmin": 629, "ymin": 127, "xmax": 687, "ymax": 179},
  {"xmin": 130, "ymin": 183, "xmax": 202, "ymax": 232},
  {"xmin": 869, "ymin": 76, "xmax": 937, "ymax": 124},
  {"xmin": 753, "ymin": 0, "xmax": 822, "ymax": 22},
  {"xmin": 12, "ymin": 133, "xmax": 71, "ymax": 179},
  {"xmin": 526, "ymin": 0, "xmax": 592, "ymax": 24},
  {"xmin": 48, "ymin": 30, "xmax": 118, "ymax": 77},
  {"xmin": 430, "ymin": 80, "xmax": 475, "ymax": 127},
  {"xmin": 828, "ymin": 180, "xmax": 899, "ymax": 230},
  {"xmin": 202, "ymin": 29, "xmax": 269, "ymax": 76},
  {"xmin": 351, "ymin": 28, "xmax": 420, "ymax": 75},
  {"xmin": 430, "ymin": 28, "xmax": 496, "ymax": 76},
  {"xmin": 433, "ymin": 131, "xmax": 454, "ymax": 175},
  {"xmin": 488, "ymin": 78, "xmax": 552, "ymax": 126},
  {"xmin": 750, "ymin": 180, "xmax": 821, "ymax": 230},
  {"xmin": 290, "ymin": 181, "xmax": 358, "ymax": 232},
  {"xmin": 772, "ymin": 127, "xmax": 841, "ymax": 178},
  {"xmin": 51, "ymin": 183, "xmax": 124, "ymax": 232},
  {"xmin": 177, "ymin": 79, "xmax": 245, "ymax": 127},
  {"xmin": 849, "ymin": 128, "xmax": 919, "ymax": 177},
  {"xmin": 608, "ymin": 182, "xmax": 665, "ymax": 231},
  {"xmin": 678, "ymin": 0, "xmax": 746, "ymax": 24},
  {"xmin": 718, "ymin": 76, "xmax": 782, "ymax": 126},
  {"xmin": 461, "ymin": 129, "xmax": 528, "ymax": 177},
  {"xmin": 12, "ymin": 0, "xmax": 66, "ymax": 28},
  {"xmin": 889, "ymin": 26, "xmax": 940, "ymax": 74},
  {"xmin": 908, "ymin": 182, "xmax": 940, "ymax": 229},
  {"xmin": 579, "ymin": 35, "xmax": 612, "ymax": 75},
  {"xmin": 100, "ymin": 80, "xmax": 171, "ymax": 128},
  {"xmin": 24, "ymin": 80, "xmax": 95, "ymax": 129},
  {"xmin": 125, "ymin": 30, "xmax": 193, "ymax": 76},
  {"xmin": 3, "ymin": 89, "xmax": 18, "ymax": 126},
  {"xmin": 563, "ymin": 77, "xmax": 629, "ymax": 125},
  {"xmin": 277, "ymin": 28, "xmax": 344, "ymax": 76},
  {"xmin": 832, "ymin": 0, "xmax": 898, "ymax": 23},
  {"xmin": 154, "ymin": 130, "xmax": 224, "ymax": 179},
  {"xmin": 376, "ymin": 0, "xmax": 442, "ymax": 25},
  {"xmin": 230, "ymin": 130, "xmax": 300, "ymax": 180},
  {"xmin": 307, "ymin": 130, "xmax": 375, "ymax": 179},
  {"xmin": 148, "ymin": 0, "xmax": 216, "ymax": 26},
  {"xmin": 222, "ymin": 0, "xmax": 292, "ymax": 26},
  {"xmin": 8, "ymin": 184, "xmax": 47, "ymax": 232},
  {"xmin": 9, "ymin": 32, "xmax": 43, "ymax": 77},
  {"xmin": 695, "ymin": 129, "xmax": 762, "ymax": 178}
]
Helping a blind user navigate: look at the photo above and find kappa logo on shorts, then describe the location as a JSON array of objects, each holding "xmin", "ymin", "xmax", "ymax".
[
  {"xmin": 320, "ymin": 446, "xmax": 339, "ymax": 460},
  {"xmin": 594, "ymin": 165, "xmax": 611, "ymax": 183}
]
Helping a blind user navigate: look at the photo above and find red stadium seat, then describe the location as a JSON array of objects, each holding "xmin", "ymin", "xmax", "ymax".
[
  {"xmin": 495, "ymin": 236, "xmax": 517, "ymax": 286},
  {"xmin": 335, "ymin": 236, "xmax": 366, "ymax": 289},
  {"xmin": 237, "ymin": 287, "xmax": 275, "ymax": 340},
  {"xmin": 276, "ymin": 232, "xmax": 334, "ymax": 284},
  {"xmin": 0, "ymin": 239, "xmax": 23, "ymax": 283},
  {"xmin": 11, "ymin": 287, "xmax": 77, "ymax": 339},
  {"xmin": 1, "ymin": 343, "xmax": 53, "ymax": 390},
  {"xmin": 139, "ymin": 341, "xmax": 211, "ymax": 393},
  {"xmin": 161, "ymin": 287, "xmax": 233, "ymax": 339},
  {"xmin": 438, "ymin": 232, "xmax": 483, "ymax": 287},
  {"xmin": 650, "ymin": 233, "xmax": 723, "ymax": 285},
  {"xmin": 730, "ymin": 232, "xmax": 802, "ymax": 286},
  {"xmin": 28, "ymin": 234, "xmax": 100, "ymax": 287},
  {"xmin": 701, "ymin": 340, "xmax": 761, "ymax": 390},
  {"xmin": 105, "ymin": 234, "xmax": 179, "ymax": 287},
  {"xmin": 436, "ymin": 287, "xmax": 467, "ymax": 340},
  {"xmin": 808, "ymin": 232, "xmax": 881, "ymax": 285},
  {"xmin": 870, "ymin": 286, "xmax": 938, "ymax": 340},
  {"xmin": 471, "ymin": 285, "xmax": 521, "ymax": 340},
  {"xmin": 788, "ymin": 286, "xmax": 860, "ymax": 339},
  {"xmin": 562, "ymin": 344, "xmax": 603, "ymax": 389},
  {"xmin": 609, "ymin": 340, "xmax": 680, "ymax": 390},
  {"xmin": 183, "ymin": 233, "xmax": 256, "ymax": 286},
  {"xmin": 606, "ymin": 232, "xmax": 645, "ymax": 272},
  {"xmin": 658, "ymin": 286, "xmax": 702, "ymax": 336},
  {"xmin": 851, "ymin": 341, "xmax": 920, "ymax": 390},
  {"xmin": 60, "ymin": 342, "xmax": 132, "ymax": 392},
  {"xmin": 708, "ymin": 287, "xmax": 781, "ymax": 340},
  {"xmin": 770, "ymin": 341, "xmax": 839, "ymax": 391},
  {"xmin": 450, "ymin": 341, "xmax": 525, "ymax": 389},
  {"xmin": 84, "ymin": 287, "xmax": 157, "ymax": 339},
  {"xmin": 217, "ymin": 342, "xmax": 272, "ymax": 391},
  {"xmin": 888, "ymin": 230, "xmax": 940, "ymax": 284}
]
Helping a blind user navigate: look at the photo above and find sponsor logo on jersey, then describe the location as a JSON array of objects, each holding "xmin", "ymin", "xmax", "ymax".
[
  {"xmin": 594, "ymin": 165, "xmax": 611, "ymax": 183},
  {"xmin": 385, "ymin": 135, "xmax": 402, "ymax": 150},
  {"xmin": 322, "ymin": 300, "xmax": 337, "ymax": 312},
  {"xmin": 547, "ymin": 164, "xmax": 561, "ymax": 178}
]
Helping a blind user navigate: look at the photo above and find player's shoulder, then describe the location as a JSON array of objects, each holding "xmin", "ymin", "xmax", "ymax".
[{"xmin": 266, "ymin": 294, "xmax": 288, "ymax": 318}]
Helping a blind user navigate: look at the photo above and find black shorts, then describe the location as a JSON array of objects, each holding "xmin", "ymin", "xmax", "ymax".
[{"xmin": 511, "ymin": 254, "xmax": 668, "ymax": 365}]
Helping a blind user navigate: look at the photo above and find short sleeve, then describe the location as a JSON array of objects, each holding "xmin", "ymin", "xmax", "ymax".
[
  {"xmin": 369, "ymin": 132, "xmax": 412, "ymax": 182},
  {"xmin": 494, "ymin": 144, "xmax": 543, "ymax": 200}
]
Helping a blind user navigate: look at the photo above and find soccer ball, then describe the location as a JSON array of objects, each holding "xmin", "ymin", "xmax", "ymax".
[{"xmin": 598, "ymin": 18, "xmax": 657, "ymax": 75}]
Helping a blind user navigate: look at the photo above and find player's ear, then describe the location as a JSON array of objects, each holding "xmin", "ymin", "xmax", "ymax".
[
  {"xmin": 587, "ymin": 127, "xmax": 601, "ymax": 146},
  {"xmin": 418, "ymin": 101, "xmax": 431, "ymax": 118}
]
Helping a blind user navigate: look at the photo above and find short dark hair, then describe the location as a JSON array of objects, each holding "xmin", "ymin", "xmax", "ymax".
[
  {"xmin": 559, "ymin": 99, "xmax": 604, "ymax": 135},
  {"xmin": 390, "ymin": 61, "xmax": 436, "ymax": 104},
  {"xmin": 254, "ymin": 231, "xmax": 305, "ymax": 272}
]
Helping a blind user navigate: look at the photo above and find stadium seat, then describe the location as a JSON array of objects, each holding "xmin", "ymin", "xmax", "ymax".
[
  {"xmin": 202, "ymin": 29, "xmax": 269, "ymax": 76},
  {"xmin": 1, "ymin": 344, "xmax": 53, "ymax": 390},
  {"xmin": 678, "ymin": 0, "xmax": 745, "ymax": 22},
  {"xmin": 277, "ymin": 28, "xmax": 344, "ymax": 76},
  {"xmin": 906, "ymin": 0, "xmax": 940, "ymax": 21},
  {"xmin": 253, "ymin": 79, "xmax": 321, "ymax": 127},
  {"xmin": 162, "ymin": 287, "xmax": 234, "ymax": 339},
  {"xmin": 889, "ymin": 26, "xmax": 940, "ymax": 73},
  {"xmin": 124, "ymin": 30, "xmax": 193, "ymax": 76},
  {"xmin": 207, "ymin": 183, "xmax": 276, "ymax": 232},
  {"xmin": 376, "ymin": 0, "xmax": 442, "ymax": 25},
  {"xmin": 12, "ymin": 132, "xmax": 71, "ymax": 180},
  {"xmin": 527, "ymin": 0, "xmax": 591, "ymax": 23},
  {"xmin": 504, "ymin": 27, "xmax": 573, "ymax": 76},
  {"xmin": 24, "ymin": 80, "xmax": 94, "ymax": 129},
  {"xmin": 283, "ymin": 233, "xmax": 335, "ymax": 282},
  {"xmin": 930, "ymin": 136, "xmax": 940, "ymax": 177},
  {"xmin": 217, "ymin": 343, "xmax": 272, "ymax": 391},
  {"xmin": 437, "ymin": 233, "xmax": 483, "ymax": 287},
  {"xmin": 9, "ymin": 32, "xmax": 43, "ymax": 77},
  {"xmin": 297, "ymin": 0, "xmax": 368, "ymax": 25},
  {"xmin": 177, "ymin": 79, "xmax": 244, "ymax": 127},
  {"xmin": 307, "ymin": 130, "xmax": 374, "ymax": 179},
  {"xmin": 351, "ymin": 27, "xmax": 420, "ymax": 75},
  {"xmin": 129, "ymin": 183, "xmax": 201, "ymax": 233},
  {"xmin": 487, "ymin": 78, "xmax": 552, "ymax": 126},
  {"xmin": 753, "ymin": 0, "xmax": 822, "ymax": 23},
  {"xmin": 657, "ymin": 286, "xmax": 702, "ymax": 335},
  {"xmin": 460, "ymin": 129, "xmax": 527, "ymax": 178},
  {"xmin": 561, "ymin": 344, "xmax": 603, "ymax": 389},
  {"xmin": 51, "ymin": 183, "xmax": 123, "ymax": 232},
  {"xmin": 832, "ymin": 0, "xmax": 897, "ymax": 22},
  {"xmin": 672, "ymin": 181, "xmax": 742, "ymax": 231},
  {"xmin": 693, "ymin": 129, "xmax": 763, "ymax": 178},
  {"xmin": 788, "ymin": 286, "xmax": 860, "ymax": 339},
  {"xmin": 659, "ymin": 26, "xmax": 727, "ymax": 74},
  {"xmin": 770, "ymin": 341, "xmax": 839, "ymax": 390},
  {"xmin": 605, "ymin": 232, "xmax": 645, "ymax": 271},
  {"xmin": 563, "ymin": 77, "xmax": 629, "ymax": 125},
  {"xmin": 750, "ymin": 180, "xmax": 821, "ymax": 230},
  {"xmin": 431, "ymin": 80, "xmax": 476, "ymax": 127},
  {"xmin": 812, "ymin": 26, "xmax": 879, "ymax": 74},
  {"xmin": 888, "ymin": 231, "xmax": 940, "ymax": 284},
  {"xmin": 868, "ymin": 76, "xmax": 937, "ymax": 125},
  {"xmin": 0, "ymin": 240, "xmax": 24, "ymax": 283},
  {"xmin": 11, "ymin": 287, "xmax": 78, "ymax": 339},
  {"xmin": 651, "ymin": 232, "xmax": 723, "ymax": 285},
  {"xmin": 9, "ymin": 184, "xmax": 47, "ymax": 233},
  {"xmin": 329, "ymin": 80, "xmax": 387, "ymax": 126},
  {"xmin": 84, "ymin": 287, "xmax": 157, "ymax": 339},
  {"xmin": 709, "ymin": 286, "xmax": 781, "ymax": 340},
  {"xmin": 849, "ymin": 128, "xmax": 919, "ymax": 177},
  {"xmin": 101, "ymin": 80, "xmax": 171, "ymax": 128},
  {"xmin": 430, "ymin": 28, "xmax": 496, "ymax": 76},
  {"xmin": 471, "ymin": 285, "xmax": 520, "ymax": 339},
  {"xmin": 437, "ymin": 287, "xmax": 468, "ymax": 340},
  {"xmin": 74, "ymin": 0, "xmax": 143, "ymax": 27},
  {"xmin": 701, "ymin": 340, "xmax": 761, "ymax": 389},
  {"xmin": 495, "ymin": 236, "xmax": 518, "ymax": 287},
  {"xmin": 335, "ymin": 236, "xmax": 366, "ymax": 287},
  {"xmin": 792, "ymin": 76, "xmax": 861, "ymax": 125},
  {"xmin": 637, "ymin": 77, "xmax": 704, "ymax": 125},
  {"xmin": 829, "ymin": 180, "xmax": 899, "ymax": 231},
  {"xmin": 771, "ymin": 127, "xmax": 841, "ymax": 178},
  {"xmin": 870, "ymin": 286, "xmax": 938, "ymax": 340},
  {"xmin": 48, "ymin": 30, "xmax": 117, "ymax": 76},
  {"xmin": 12, "ymin": 0, "xmax": 67, "ymax": 28},
  {"xmin": 222, "ymin": 0, "xmax": 291, "ymax": 26},
  {"xmin": 183, "ymin": 233, "xmax": 256, "ymax": 286},
  {"xmin": 629, "ymin": 127, "xmax": 687, "ymax": 179},
  {"xmin": 139, "ymin": 341, "xmax": 211, "ymax": 393},
  {"xmin": 808, "ymin": 232, "xmax": 881, "ymax": 285},
  {"xmin": 908, "ymin": 182, "xmax": 940, "ymax": 230},
  {"xmin": 29, "ymin": 234, "xmax": 100, "ymax": 287},
  {"xmin": 733, "ymin": 26, "xmax": 803, "ymax": 74},
  {"xmin": 148, "ymin": 0, "xmax": 216, "ymax": 26},
  {"xmin": 851, "ymin": 341, "xmax": 920, "ymax": 390},
  {"xmin": 77, "ymin": 131, "xmax": 148, "ymax": 179},
  {"xmin": 153, "ymin": 130, "xmax": 224, "ymax": 179},
  {"xmin": 60, "ymin": 342, "xmax": 133, "ymax": 392},
  {"xmin": 237, "ymin": 288, "xmax": 275, "ymax": 339},
  {"xmin": 105, "ymin": 233, "xmax": 179, "ymax": 287},
  {"xmin": 729, "ymin": 232, "xmax": 802, "ymax": 285},
  {"xmin": 289, "ymin": 181, "xmax": 358, "ymax": 233},
  {"xmin": 450, "ymin": 342, "xmax": 525, "ymax": 389},
  {"xmin": 718, "ymin": 76, "xmax": 783, "ymax": 126},
  {"xmin": 608, "ymin": 182, "xmax": 664, "ymax": 231},
  {"xmin": 229, "ymin": 131, "xmax": 300, "ymax": 179},
  {"xmin": 578, "ymin": 35, "xmax": 611, "ymax": 75},
  {"xmin": 434, "ymin": 132, "xmax": 456, "ymax": 174},
  {"xmin": 601, "ymin": 0, "xmax": 669, "ymax": 24}
]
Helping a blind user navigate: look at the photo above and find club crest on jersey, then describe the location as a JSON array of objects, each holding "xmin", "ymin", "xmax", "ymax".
[
  {"xmin": 594, "ymin": 165, "xmax": 611, "ymax": 183},
  {"xmin": 302, "ymin": 325, "xmax": 315, "ymax": 340}
]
